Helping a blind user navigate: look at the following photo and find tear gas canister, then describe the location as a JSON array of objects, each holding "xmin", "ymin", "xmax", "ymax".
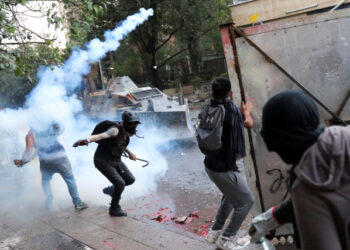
[{"xmin": 244, "ymin": 237, "xmax": 275, "ymax": 250}]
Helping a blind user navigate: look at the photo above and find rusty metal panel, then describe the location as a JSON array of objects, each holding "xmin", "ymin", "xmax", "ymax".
[
  {"xmin": 230, "ymin": 0, "xmax": 350, "ymax": 27},
  {"xmin": 221, "ymin": 11, "xmax": 350, "ymax": 214}
]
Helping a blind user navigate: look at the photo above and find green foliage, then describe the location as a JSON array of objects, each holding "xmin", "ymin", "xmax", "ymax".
[
  {"xmin": 166, "ymin": 80, "xmax": 181, "ymax": 89},
  {"xmin": 220, "ymin": 72, "xmax": 229, "ymax": 78},
  {"xmin": 0, "ymin": 0, "xmax": 68, "ymax": 78},
  {"xmin": 64, "ymin": 0, "xmax": 232, "ymax": 87},
  {"xmin": 0, "ymin": 0, "xmax": 72, "ymax": 102},
  {"xmin": 0, "ymin": 71, "xmax": 34, "ymax": 107},
  {"xmin": 111, "ymin": 40, "xmax": 144, "ymax": 80},
  {"xmin": 190, "ymin": 76, "xmax": 203, "ymax": 86}
]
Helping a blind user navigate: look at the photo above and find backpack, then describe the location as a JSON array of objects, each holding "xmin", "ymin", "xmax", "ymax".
[
  {"xmin": 196, "ymin": 104, "xmax": 225, "ymax": 155},
  {"xmin": 91, "ymin": 120, "xmax": 120, "ymax": 143}
]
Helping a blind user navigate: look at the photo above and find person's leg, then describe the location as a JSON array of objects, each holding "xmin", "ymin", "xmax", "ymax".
[
  {"xmin": 103, "ymin": 161, "xmax": 135, "ymax": 196},
  {"xmin": 292, "ymin": 181, "xmax": 342, "ymax": 250},
  {"xmin": 57, "ymin": 159, "xmax": 80, "ymax": 203},
  {"xmin": 212, "ymin": 196, "xmax": 233, "ymax": 230},
  {"xmin": 40, "ymin": 165, "xmax": 54, "ymax": 209},
  {"xmin": 205, "ymin": 168, "xmax": 233, "ymax": 231},
  {"xmin": 222, "ymin": 160, "xmax": 254, "ymax": 237},
  {"xmin": 117, "ymin": 161, "xmax": 135, "ymax": 186},
  {"xmin": 206, "ymin": 164, "xmax": 254, "ymax": 237},
  {"xmin": 94, "ymin": 158, "xmax": 127, "ymax": 216}
]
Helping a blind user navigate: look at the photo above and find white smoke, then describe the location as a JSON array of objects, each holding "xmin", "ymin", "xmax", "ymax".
[{"xmin": 0, "ymin": 8, "xmax": 170, "ymax": 215}]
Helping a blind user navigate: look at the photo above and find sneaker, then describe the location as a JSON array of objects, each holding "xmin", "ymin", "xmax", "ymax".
[
  {"xmin": 103, "ymin": 185, "xmax": 115, "ymax": 197},
  {"xmin": 109, "ymin": 205, "xmax": 127, "ymax": 217},
  {"xmin": 216, "ymin": 234, "xmax": 250, "ymax": 250},
  {"xmin": 206, "ymin": 228, "xmax": 222, "ymax": 243},
  {"xmin": 74, "ymin": 201, "xmax": 88, "ymax": 211}
]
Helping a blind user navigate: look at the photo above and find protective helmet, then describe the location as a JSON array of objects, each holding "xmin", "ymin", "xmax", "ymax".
[
  {"xmin": 122, "ymin": 110, "xmax": 141, "ymax": 124},
  {"xmin": 122, "ymin": 111, "xmax": 140, "ymax": 135}
]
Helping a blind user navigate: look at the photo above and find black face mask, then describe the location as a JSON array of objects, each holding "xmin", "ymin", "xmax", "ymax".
[
  {"xmin": 123, "ymin": 124, "xmax": 138, "ymax": 135},
  {"xmin": 261, "ymin": 90, "xmax": 323, "ymax": 165}
]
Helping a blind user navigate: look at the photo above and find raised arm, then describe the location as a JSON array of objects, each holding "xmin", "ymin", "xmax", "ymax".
[
  {"xmin": 14, "ymin": 130, "xmax": 36, "ymax": 167},
  {"xmin": 73, "ymin": 127, "xmax": 119, "ymax": 147},
  {"xmin": 241, "ymin": 100, "xmax": 253, "ymax": 129}
]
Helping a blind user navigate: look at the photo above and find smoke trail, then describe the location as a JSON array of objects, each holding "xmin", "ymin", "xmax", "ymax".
[{"xmin": 0, "ymin": 8, "xmax": 170, "ymax": 215}]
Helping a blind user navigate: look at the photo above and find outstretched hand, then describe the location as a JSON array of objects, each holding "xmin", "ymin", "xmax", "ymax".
[
  {"xmin": 129, "ymin": 154, "xmax": 137, "ymax": 161},
  {"xmin": 73, "ymin": 139, "xmax": 89, "ymax": 147}
]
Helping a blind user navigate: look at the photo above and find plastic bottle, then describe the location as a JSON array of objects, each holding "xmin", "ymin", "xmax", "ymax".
[
  {"xmin": 244, "ymin": 237, "xmax": 275, "ymax": 250},
  {"xmin": 258, "ymin": 237, "xmax": 275, "ymax": 250}
]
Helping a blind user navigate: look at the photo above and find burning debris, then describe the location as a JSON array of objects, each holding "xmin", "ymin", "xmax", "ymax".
[{"xmin": 171, "ymin": 211, "xmax": 199, "ymax": 224}]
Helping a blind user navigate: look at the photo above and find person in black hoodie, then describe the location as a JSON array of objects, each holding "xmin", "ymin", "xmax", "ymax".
[
  {"xmin": 249, "ymin": 90, "xmax": 350, "ymax": 250},
  {"xmin": 204, "ymin": 77, "xmax": 255, "ymax": 250}
]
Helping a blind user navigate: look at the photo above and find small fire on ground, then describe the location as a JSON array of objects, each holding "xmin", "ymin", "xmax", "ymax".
[{"xmin": 142, "ymin": 207, "xmax": 213, "ymax": 237}]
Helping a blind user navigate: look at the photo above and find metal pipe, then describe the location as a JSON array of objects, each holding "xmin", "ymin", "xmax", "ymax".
[
  {"xmin": 228, "ymin": 0, "xmax": 256, "ymax": 7},
  {"xmin": 228, "ymin": 26, "xmax": 266, "ymax": 212},
  {"xmin": 336, "ymin": 90, "xmax": 350, "ymax": 116},
  {"xmin": 285, "ymin": 4, "xmax": 318, "ymax": 14},
  {"xmin": 330, "ymin": 0, "xmax": 347, "ymax": 12},
  {"xmin": 233, "ymin": 25, "xmax": 347, "ymax": 126}
]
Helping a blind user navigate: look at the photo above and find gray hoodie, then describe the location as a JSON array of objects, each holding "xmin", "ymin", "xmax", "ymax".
[{"xmin": 295, "ymin": 125, "xmax": 350, "ymax": 193}]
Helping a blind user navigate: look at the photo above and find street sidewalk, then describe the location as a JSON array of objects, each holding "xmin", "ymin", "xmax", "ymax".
[{"xmin": 0, "ymin": 205, "xmax": 215, "ymax": 250}]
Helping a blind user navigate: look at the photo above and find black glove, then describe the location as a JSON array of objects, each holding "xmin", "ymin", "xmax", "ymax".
[{"xmin": 73, "ymin": 139, "xmax": 89, "ymax": 147}]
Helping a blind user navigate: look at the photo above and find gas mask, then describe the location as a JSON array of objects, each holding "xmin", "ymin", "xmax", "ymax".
[{"xmin": 123, "ymin": 123, "xmax": 138, "ymax": 135}]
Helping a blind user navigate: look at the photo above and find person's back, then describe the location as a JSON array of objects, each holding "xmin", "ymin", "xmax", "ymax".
[
  {"xmin": 33, "ymin": 124, "xmax": 66, "ymax": 161},
  {"xmin": 203, "ymin": 77, "xmax": 254, "ymax": 250},
  {"xmin": 94, "ymin": 122, "xmax": 129, "ymax": 161},
  {"xmin": 204, "ymin": 97, "xmax": 246, "ymax": 172},
  {"xmin": 292, "ymin": 125, "xmax": 350, "ymax": 250}
]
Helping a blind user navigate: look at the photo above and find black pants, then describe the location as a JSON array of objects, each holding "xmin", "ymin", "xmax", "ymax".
[{"xmin": 94, "ymin": 158, "xmax": 135, "ymax": 208}]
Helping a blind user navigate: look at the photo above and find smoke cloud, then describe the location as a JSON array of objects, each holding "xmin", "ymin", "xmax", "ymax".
[{"xmin": 0, "ymin": 8, "xmax": 170, "ymax": 217}]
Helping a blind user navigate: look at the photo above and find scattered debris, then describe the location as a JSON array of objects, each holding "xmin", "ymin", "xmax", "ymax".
[{"xmin": 171, "ymin": 211, "xmax": 200, "ymax": 224}]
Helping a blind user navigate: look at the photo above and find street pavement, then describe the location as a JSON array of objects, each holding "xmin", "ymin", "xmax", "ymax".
[{"xmin": 0, "ymin": 204, "xmax": 215, "ymax": 250}]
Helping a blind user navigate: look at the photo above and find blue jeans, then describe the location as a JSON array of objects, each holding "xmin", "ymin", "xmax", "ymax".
[{"xmin": 40, "ymin": 157, "xmax": 82, "ymax": 206}]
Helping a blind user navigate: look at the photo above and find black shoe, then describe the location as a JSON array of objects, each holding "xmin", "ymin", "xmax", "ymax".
[
  {"xmin": 75, "ymin": 201, "xmax": 88, "ymax": 211},
  {"xmin": 109, "ymin": 205, "xmax": 127, "ymax": 217},
  {"xmin": 103, "ymin": 186, "xmax": 115, "ymax": 197}
]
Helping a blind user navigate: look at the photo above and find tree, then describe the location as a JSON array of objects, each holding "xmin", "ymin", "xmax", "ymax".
[
  {"xmin": 64, "ymin": 0, "xmax": 232, "ymax": 89},
  {"xmin": 64, "ymin": 0, "xmax": 185, "ymax": 90},
  {"xmin": 0, "ymin": 1, "xmax": 68, "ymax": 75},
  {"xmin": 173, "ymin": 0, "xmax": 231, "ymax": 74}
]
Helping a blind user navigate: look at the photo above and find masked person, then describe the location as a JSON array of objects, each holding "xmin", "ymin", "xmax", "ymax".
[
  {"xmin": 14, "ymin": 123, "xmax": 88, "ymax": 211},
  {"xmin": 249, "ymin": 90, "xmax": 350, "ymax": 250},
  {"xmin": 73, "ymin": 110, "xmax": 140, "ymax": 217},
  {"xmin": 203, "ymin": 78, "xmax": 255, "ymax": 250}
]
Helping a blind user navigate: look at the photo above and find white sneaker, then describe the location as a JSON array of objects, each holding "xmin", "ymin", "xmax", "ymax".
[
  {"xmin": 206, "ymin": 228, "xmax": 222, "ymax": 244},
  {"xmin": 216, "ymin": 234, "xmax": 251, "ymax": 250}
]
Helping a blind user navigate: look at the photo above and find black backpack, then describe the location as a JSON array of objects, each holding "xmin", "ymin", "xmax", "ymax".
[
  {"xmin": 195, "ymin": 104, "xmax": 225, "ymax": 155},
  {"xmin": 91, "ymin": 120, "xmax": 120, "ymax": 143}
]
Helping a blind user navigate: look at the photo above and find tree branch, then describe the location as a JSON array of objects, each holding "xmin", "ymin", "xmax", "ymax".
[
  {"xmin": 1, "ymin": 41, "xmax": 47, "ymax": 45},
  {"xmin": 158, "ymin": 47, "xmax": 189, "ymax": 69},
  {"xmin": 155, "ymin": 26, "xmax": 181, "ymax": 52},
  {"xmin": 8, "ymin": 4, "xmax": 56, "ymax": 42}
]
